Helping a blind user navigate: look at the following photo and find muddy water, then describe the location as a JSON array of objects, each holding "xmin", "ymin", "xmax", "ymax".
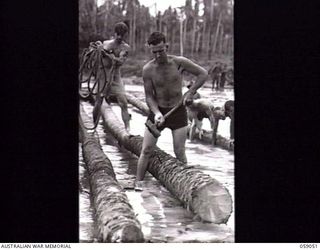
[{"xmin": 79, "ymin": 81, "xmax": 234, "ymax": 243}]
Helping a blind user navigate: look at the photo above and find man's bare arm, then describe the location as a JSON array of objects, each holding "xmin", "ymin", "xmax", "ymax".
[
  {"xmin": 143, "ymin": 67, "xmax": 160, "ymax": 115},
  {"xmin": 176, "ymin": 57, "xmax": 208, "ymax": 96},
  {"xmin": 116, "ymin": 44, "xmax": 130, "ymax": 65},
  {"xmin": 117, "ymin": 50, "xmax": 129, "ymax": 65}
]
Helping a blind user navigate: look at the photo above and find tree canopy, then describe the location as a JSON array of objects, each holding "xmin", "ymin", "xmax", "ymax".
[{"xmin": 79, "ymin": 0, "xmax": 233, "ymax": 59}]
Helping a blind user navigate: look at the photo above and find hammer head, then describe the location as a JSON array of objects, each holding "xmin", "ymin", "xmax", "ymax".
[{"xmin": 145, "ymin": 120, "xmax": 161, "ymax": 138}]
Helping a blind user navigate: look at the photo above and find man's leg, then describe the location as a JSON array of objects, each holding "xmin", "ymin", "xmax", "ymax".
[
  {"xmin": 216, "ymin": 75, "xmax": 221, "ymax": 90},
  {"xmin": 172, "ymin": 126, "xmax": 188, "ymax": 163},
  {"xmin": 195, "ymin": 119, "xmax": 203, "ymax": 139},
  {"xmin": 136, "ymin": 127, "xmax": 158, "ymax": 181},
  {"xmin": 188, "ymin": 110, "xmax": 197, "ymax": 141},
  {"xmin": 116, "ymin": 94, "xmax": 131, "ymax": 130},
  {"xmin": 189, "ymin": 119, "xmax": 196, "ymax": 141}
]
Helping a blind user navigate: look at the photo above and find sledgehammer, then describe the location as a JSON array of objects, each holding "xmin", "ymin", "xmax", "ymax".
[{"xmin": 145, "ymin": 93, "xmax": 192, "ymax": 138}]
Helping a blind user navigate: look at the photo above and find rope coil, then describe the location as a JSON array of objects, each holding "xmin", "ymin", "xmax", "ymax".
[{"xmin": 79, "ymin": 41, "xmax": 116, "ymax": 130}]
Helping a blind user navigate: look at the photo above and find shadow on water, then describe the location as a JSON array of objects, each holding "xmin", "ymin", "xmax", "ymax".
[{"xmin": 79, "ymin": 81, "xmax": 234, "ymax": 243}]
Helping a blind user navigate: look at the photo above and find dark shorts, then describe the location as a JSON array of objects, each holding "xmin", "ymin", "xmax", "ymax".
[
  {"xmin": 147, "ymin": 105, "xmax": 188, "ymax": 131},
  {"xmin": 197, "ymin": 111, "xmax": 209, "ymax": 121}
]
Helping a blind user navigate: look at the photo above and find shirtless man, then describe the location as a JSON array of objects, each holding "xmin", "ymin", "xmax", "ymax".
[
  {"xmin": 93, "ymin": 22, "xmax": 131, "ymax": 129},
  {"xmin": 135, "ymin": 32, "xmax": 208, "ymax": 191},
  {"xmin": 187, "ymin": 99, "xmax": 226, "ymax": 144},
  {"xmin": 224, "ymin": 100, "xmax": 234, "ymax": 140}
]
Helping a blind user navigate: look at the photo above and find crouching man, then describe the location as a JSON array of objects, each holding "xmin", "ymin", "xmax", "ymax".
[{"xmin": 187, "ymin": 99, "xmax": 226, "ymax": 145}]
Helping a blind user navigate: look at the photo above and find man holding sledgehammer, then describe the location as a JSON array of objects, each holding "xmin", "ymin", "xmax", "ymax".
[{"xmin": 135, "ymin": 32, "xmax": 208, "ymax": 191}]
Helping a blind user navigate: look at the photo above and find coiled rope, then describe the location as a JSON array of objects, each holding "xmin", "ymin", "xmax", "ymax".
[{"xmin": 79, "ymin": 41, "xmax": 116, "ymax": 130}]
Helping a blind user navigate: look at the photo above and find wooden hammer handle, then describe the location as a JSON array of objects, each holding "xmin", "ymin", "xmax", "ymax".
[
  {"xmin": 162, "ymin": 100, "xmax": 183, "ymax": 120},
  {"xmin": 162, "ymin": 92, "xmax": 191, "ymax": 120}
]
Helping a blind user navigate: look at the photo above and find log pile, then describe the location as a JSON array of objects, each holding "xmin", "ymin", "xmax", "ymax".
[
  {"xmin": 79, "ymin": 104, "xmax": 144, "ymax": 242},
  {"xmin": 100, "ymin": 101, "xmax": 233, "ymax": 224}
]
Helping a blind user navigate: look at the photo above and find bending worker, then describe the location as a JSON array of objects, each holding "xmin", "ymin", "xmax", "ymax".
[{"xmin": 187, "ymin": 99, "xmax": 226, "ymax": 144}]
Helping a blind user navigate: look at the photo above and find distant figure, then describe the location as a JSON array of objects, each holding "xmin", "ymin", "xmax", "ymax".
[
  {"xmin": 93, "ymin": 22, "xmax": 131, "ymax": 130},
  {"xmin": 224, "ymin": 100, "xmax": 234, "ymax": 140},
  {"xmin": 187, "ymin": 99, "xmax": 226, "ymax": 144},
  {"xmin": 209, "ymin": 62, "xmax": 222, "ymax": 91},
  {"xmin": 225, "ymin": 67, "xmax": 234, "ymax": 86},
  {"xmin": 135, "ymin": 32, "xmax": 208, "ymax": 191},
  {"xmin": 220, "ymin": 64, "xmax": 228, "ymax": 89}
]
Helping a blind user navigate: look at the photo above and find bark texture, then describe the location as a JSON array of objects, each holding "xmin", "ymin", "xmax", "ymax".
[
  {"xmin": 100, "ymin": 101, "xmax": 233, "ymax": 224},
  {"xmin": 125, "ymin": 93, "xmax": 150, "ymax": 115},
  {"xmin": 125, "ymin": 93, "xmax": 233, "ymax": 151},
  {"xmin": 79, "ymin": 104, "xmax": 144, "ymax": 242}
]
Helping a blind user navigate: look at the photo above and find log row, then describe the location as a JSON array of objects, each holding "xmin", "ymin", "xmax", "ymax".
[
  {"xmin": 79, "ymin": 104, "xmax": 144, "ymax": 242},
  {"xmin": 100, "ymin": 101, "xmax": 233, "ymax": 224}
]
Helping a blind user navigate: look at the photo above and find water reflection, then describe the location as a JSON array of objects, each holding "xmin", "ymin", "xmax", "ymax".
[{"xmin": 79, "ymin": 82, "xmax": 234, "ymax": 242}]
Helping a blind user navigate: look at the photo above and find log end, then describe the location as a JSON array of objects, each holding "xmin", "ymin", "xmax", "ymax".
[
  {"xmin": 106, "ymin": 224, "xmax": 144, "ymax": 243},
  {"xmin": 192, "ymin": 182, "xmax": 233, "ymax": 224}
]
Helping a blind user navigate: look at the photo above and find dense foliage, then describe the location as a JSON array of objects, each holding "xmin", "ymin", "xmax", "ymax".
[{"xmin": 79, "ymin": 0, "xmax": 233, "ymax": 60}]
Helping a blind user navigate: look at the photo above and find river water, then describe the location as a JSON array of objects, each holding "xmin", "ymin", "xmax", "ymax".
[{"xmin": 79, "ymin": 79, "xmax": 234, "ymax": 243}]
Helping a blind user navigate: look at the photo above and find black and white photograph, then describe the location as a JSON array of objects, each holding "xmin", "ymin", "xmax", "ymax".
[
  {"xmin": 79, "ymin": 0, "xmax": 235, "ymax": 243},
  {"xmin": 2, "ymin": 0, "xmax": 320, "ymax": 245}
]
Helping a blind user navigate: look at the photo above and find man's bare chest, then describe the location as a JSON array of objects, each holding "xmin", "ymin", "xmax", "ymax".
[
  {"xmin": 152, "ymin": 64, "xmax": 181, "ymax": 87},
  {"xmin": 104, "ymin": 42, "xmax": 124, "ymax": 56}
]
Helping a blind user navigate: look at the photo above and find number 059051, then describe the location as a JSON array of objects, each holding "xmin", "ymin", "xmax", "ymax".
[{"xmin": 300, "ymin": 244, "xmax": 318, "ymax": 248}]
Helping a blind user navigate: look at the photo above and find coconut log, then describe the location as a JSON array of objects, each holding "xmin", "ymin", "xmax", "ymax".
[
  {"xmin": 79, "ymin": 104, "xmax": 144, "ymax": 243},
  {"xmin": 100, "ymin": 101, "xmax": 233, "ymax": 224},
  {"xmin": 125, "ymin": 93, "xmax": 150, "ymax": 115},
  {"xmin": 186, "ymin": 127, "xmax": 234, "ymax": 151},
  {"xmin": 125, "ymin": 93, "xmax": 233, "ymax": 151}
]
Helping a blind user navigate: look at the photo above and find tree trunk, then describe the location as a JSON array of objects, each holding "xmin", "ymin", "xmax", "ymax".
[
  {"xmin": 187, "ymin": 128, "xmax": 234, "ymax": 151},
  {"xmin": 79, "ymin": 104, "xmax": 144, "ymax": 242},
  {"xmin": 172, "ymin": 25, "xmax": 176, "ymax": 53},
  {"xmin": 219, "ymin": 25, "xmax": 224, "ymax": 54},
  {"xmin": 125, "ymin": 93, "xmax": 150, "ymax": 115},
  {"xmin": 183, "ymin": 18, "xmax": 188, "ymax": 54},
  {"xmin": 92, "ymin": 0, "xmax": 98, "ymax": 35},
  {"xmin": 207, "ymin": 0, "xmax": 214, "ymax": 59},
  {"xmin": 191, "ymin": 18, "xmax": 197, "ymax": 57},
  {"xmin": 163, "ymin": 25, "xmax": 168, "ymax": 41},
  {"xmin": 180, "ymin": 18, "xmax": 184, "ymax": 56},
  {"xmin": 205, "ymin": 25, "xmax": 211, "ymax": 59},
  {"xmin": 212, "ymin": 12, "xmax": 222, "ymax": 55},
  {"xmin": 195, "ymin": 29, "xmax": 201, "ymax": 54},
  {"xmin": 201, "ymin": 18, "xmax": 206, "ymax": 54},
  {"xmin": 100, "ymin": 101, "xmax": 233, "ymax": 224},
  {"xmin": 132, "ymin": 4, "xmax": 136, "ymax": 51}
]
